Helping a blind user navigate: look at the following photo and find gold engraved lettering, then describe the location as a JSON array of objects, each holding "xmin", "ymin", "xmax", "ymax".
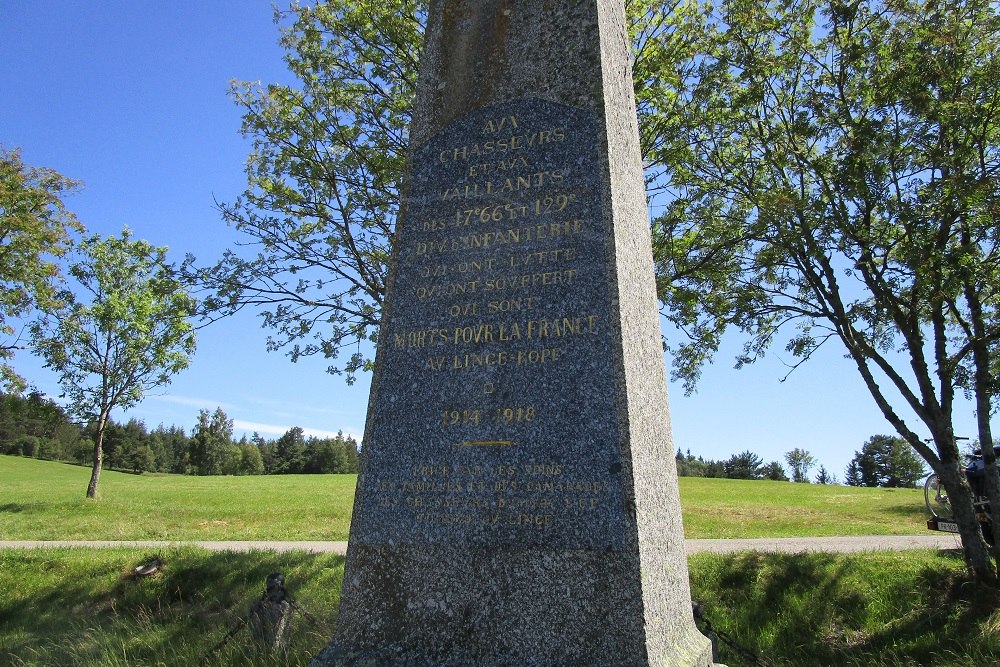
[
  {"xmin": 450, "ymin": 315, "xmax": 596, "ymax": 346},
  {"xmin": 416, "ymin": 222, "xmax": 584, "ymax": 254},
  {"xmin": 415, "ymin": 238, "xmax": 460, "ymax": 256},
  {"xmin": 414, "ymin": 464, "xmax": 450, "ymax": 476},
  {"xmin": 564, "ymin": 497, "xmax": 600, "ymax": 510},
  {"xmin": 511, "ymin": 514, "xmax": 553, "ymax": 528},
  {"xmin": 513, "ymin": 348, "xmax": 561, "ymax": 365},
  {"xmin": 415, "ymin": 512, "xmax": 500, "ymax": 526},
  {"xmin": 508, "ymin": 247, "xmax": 577, "ymax": 267},
  {"xmin": 487, "ymin": 297, "xmax": 538, "ymax": 314},
  {"xmin": 447, "ymin": 302, "xmax": 479, "ymax": 317},
  {"xmin": 544, "ymin": 219, "xmax": 582, "ymax": 238},
  {"xmin": 419, "ymin": 264, "xmax": 448, "ymax": 278},
  {"xmin": 442, "ymin": 409, "xmax": 481, "ymax": 426},
  {"xmin": 466, "ymin": 221, "xmax": 583, "ymax": 249},
  {"xmin": 437, "ymin": 127, "xmax": 565, "ymax": 164},
  {"xmin": 440, "ymin": 171, "xmax": 564, "ymax": 201},
  {"xmin": 524, "ymin": 463, "xmax": 564, "ymax": 475},
  {"xmin": 482, "ymin": 116, "xmax": 519, "ymax": 134},
  {"xmin": 456, "ymin": 258, "xmax": 497, "ymax": 273},
  {"xmin": 441, "ymin": 406, "xmax": 538, "ymax": 423},
  {"xmin": 451, "ymin": 351, "xmax": 510, "ymax": 369},
  {"xmin": 452, "ymin": 323, "xmax": 496, "ymax": 345},
  {"xmin": 393, "ymin": 328, "xmax": 449, "ymax": 349},
  {"xmin": 534, "ymin": 193, "xmax": 574, "ymax": 214},
  {"xmin": 494, "ymin": 406, "xmax": 536, "ymax": 423},
  {"xmin": 497, "ymin": 157, "xmax": 527, "ymax": 170},
  {"xmin": 447, "ymin": 348, "xmax": 561, "ymax": 368},
  {"xmin": 483, "ymin": 269, "xmax": 578, "ymax": 292},
  {"xmin": 453, "ymin": 195, "xmax": 576, "ymax": 227},
  {"xmin": 467, "ymin": 156, "xmax": 530, "ymax": 177},
  {"xmin": 415, "ymin": 281, "xmax": 478, "ymax": 300},
  {"xmin": 389, "ymin": 458, "xmax": 614, "ymax": 533}
]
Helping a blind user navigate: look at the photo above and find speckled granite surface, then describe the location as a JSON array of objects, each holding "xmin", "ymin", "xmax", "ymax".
[{"xmin": 313, "ymin": 2, "xmax": 714, "ymax": 665}]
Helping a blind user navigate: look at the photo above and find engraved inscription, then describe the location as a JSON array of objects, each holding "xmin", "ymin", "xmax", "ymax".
[
  {"xmin": 353, "ymin": 98, "xmax": 624, "ymax": 549},
  {"xmin": 373, "ymin": 461, "xmax": 614, "ymax": 532}
]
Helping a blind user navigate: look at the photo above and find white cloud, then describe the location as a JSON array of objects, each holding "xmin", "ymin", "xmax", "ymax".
[
  {"xmin": 232, "ymin": 419, "xmax": 360, "ymax": 441},
  {"xmin": 148, "ymin": 394, "xmax": 235, "ymax": 410}
]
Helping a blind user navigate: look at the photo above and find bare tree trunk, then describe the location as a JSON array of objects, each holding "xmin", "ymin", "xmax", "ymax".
[
  {"xmin": 973, "ymin": 393, "xmax": 1000, "ymax": 564},
  {"xmin": 966, "ymin": 298, "xmax": 1000, "ymax": 564},
  {"xmin": 86, "ymin": 413, "xmax": 108, "ymax": 499},
  {"xmin": 938, "ymin": 457, "xmax": 997, "ymax": 584}
]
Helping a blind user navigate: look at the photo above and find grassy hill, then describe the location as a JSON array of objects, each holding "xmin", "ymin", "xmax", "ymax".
[{"xmin": 0, "ymin": 454, "xmax": 929, "ymax": 540}]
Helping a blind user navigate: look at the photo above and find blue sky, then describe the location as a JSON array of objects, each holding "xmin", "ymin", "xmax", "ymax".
[{"xmin": 1, "ymin": 1, "xmax": 979, "ymax": 477}]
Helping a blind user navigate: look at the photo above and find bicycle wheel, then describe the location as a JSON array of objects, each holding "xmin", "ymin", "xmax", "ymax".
[{"xmin": 924, "ymin": 473, "xmax": 952, "ymax": 518}]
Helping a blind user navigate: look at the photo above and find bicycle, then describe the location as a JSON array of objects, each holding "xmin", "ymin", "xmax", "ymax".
[{"xmin": 924, "ymin": 446, "xmax": 997, "ymax": 544}]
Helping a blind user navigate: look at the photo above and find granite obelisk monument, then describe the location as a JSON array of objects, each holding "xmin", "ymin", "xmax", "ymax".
[{"xmin": 313, "ymin": 1, "xmax": 714, "ymax": 664}]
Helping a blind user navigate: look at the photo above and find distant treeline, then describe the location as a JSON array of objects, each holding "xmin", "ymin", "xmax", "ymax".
[
  {"xmin": 3, "ymin": 391, "xmax": 927, "ymax": 487},
  {"xmin": 676, "ymin": 435, "xmax": 927, "ymax": 488},
  {"xmin": 0, "ymin": 392, "xmax": 358, "ymax": 475},
  {"xmin": 675, "ymin": 448, "xmax": 799, "ymax": 482}
]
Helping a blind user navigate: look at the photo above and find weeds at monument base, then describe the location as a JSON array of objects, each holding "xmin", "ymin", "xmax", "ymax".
[{"xmin": 1, "ymin": 547, "xmax": 997, "ymax": 666}]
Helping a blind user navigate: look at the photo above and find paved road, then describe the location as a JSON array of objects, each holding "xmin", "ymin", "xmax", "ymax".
[{"xmin": 0, "ymin": 534, "xmax": 961, "ymax": 554}]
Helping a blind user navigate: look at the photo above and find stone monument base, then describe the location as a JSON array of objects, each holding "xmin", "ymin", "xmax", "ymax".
[{"xmin": 312, "ymin": 544, "xmax": 713, "ymax": 666}]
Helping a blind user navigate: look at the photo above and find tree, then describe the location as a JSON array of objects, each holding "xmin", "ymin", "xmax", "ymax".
[
  {"xmin": 784, "ymin": 448, "xmax": 817, "ymax": 483},
  {"xmin": 149, "ymin": 423, "xmax": 190, "ymax": 474},
  {"xmin": 724, "ymin": 450, "xmax": 764, "ymax": 480},
  {"xmin": 815, "ymin": 466, "xmax": 832, "ymax": 485},
  {"xmin": 94, "ymin": 417, "xmax": 153, "ymax": 473},
  {"xmin": 184, "ymin": 1, "xmax": 424, "ymax": 383},
  {"xmin": 649, "ymin": 0, "xmax": 1000, "ymax": 582},
  {"xmin": 676, "ymin": 449, "xmax": 709, "ymax": 478},
  {"xmin": 13, "ymin": 434, "xmax": 40, "ymax": 457},
  {"xmin": 762, "ymin": 461, "xmax": 789, "ymax": 481},
  {"xmin": 118, "ymin": 418, "xmax": 154, "ymax": 474},
  {"xmin": 189, "ymin": 407, "xmax": 236, "ymax": 476},
  {"xmin": 0, "ymin": 147, "xmax": 83, "ymax": 392},
  {"xmin": 184, "ymin": 0, "xmax": 689, "ymax": 382},
  {"xmin": 844, "ymin": 460, "xmax": 863, "ymax": 487},
  {"xmin": 305, "ymin": 435, "xmax": 348, "ymax": 474},
  {"xmin": 251, "ymin": 431, "xmax": 276, "ymax": 473},
  {"xmin": 273, "ymin": 426, "xmax": 307, "ymax": 474},
  {"xmin": 237, "ymin": 439, "xmax": 265, "ymax": 475},
  {"xmin": 32, "ymin": 229, "xmax": 196, "ymax": 497},
  {"xmin": 845, "ymin": 435, "xmax": 927, "ymax": 488},
  {"xmin": 675, "ymin": 450, "xmax": 727, "ymax": 478},
  {"xmin": 0, "ymin": 391, "xmax": 76, "ymax": 448},
  {"xmin": 343, "ymin": 433, "xmax": 360, "ymax": 472}
]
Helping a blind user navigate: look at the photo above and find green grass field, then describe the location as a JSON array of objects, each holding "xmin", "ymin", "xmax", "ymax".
[
  {"xmin": 679, "ymin": 476, "xmax": 929, "ymax": 538},
  {"xmin": 688, "ymin": 549, "xmax": 1000, "ymax": 666},
  {"xmin": 0, "ymin": 455, "xmax": 929, "ymax": 540},
  {"xmin": 1, "ymin": 546, "xmax": 996, "ymax": 666},
  {"xmin": 0, "ymin": 455, "xmax": 996, "ymax": 666},
  {"xmin": 0, "ymin": 456, "xmax": 357, "ymax": 540},
  {"xmin": 0, "ymin": 546, "xmax": 344, "ymax": 667}
]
